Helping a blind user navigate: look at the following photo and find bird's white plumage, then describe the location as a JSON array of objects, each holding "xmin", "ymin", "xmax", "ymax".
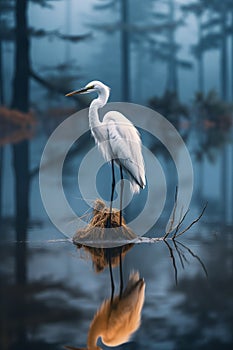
[
  {"xmin": 102, "ymin": 111, "xmax": 145, "ymax": 193},
  {"xmin": 66, "ymin": 80, "xmax": 146, "ymax": 194}
]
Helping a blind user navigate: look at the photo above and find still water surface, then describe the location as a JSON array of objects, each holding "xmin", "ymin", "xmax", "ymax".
[
  {"xmin": 1, "ymin": 220, "xmax": 232, "ymax": 350},
  {"xmin": 1, "ymin": 123, "xmax": 233, "ymax": 349}
]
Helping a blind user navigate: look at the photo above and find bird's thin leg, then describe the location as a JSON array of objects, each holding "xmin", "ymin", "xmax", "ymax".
[
  {"xmin": 119, "ymin": 251, "xmax": 124, "ymax": 299},
  {"xmin": 119, "ymin": 165, "xmax": 124, "ymax": 226},
  {"xmin": 107, "ymin": 249, "xmax": 115, "ymax": 303},
  {"xmin": 107, "ymin": 160, "xmax": 115, "ymax": 228}
]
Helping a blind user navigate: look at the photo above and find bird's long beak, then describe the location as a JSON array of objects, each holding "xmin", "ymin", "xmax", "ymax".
[{"xmin": 65, "ymin": 86, "xmax": 93, "ymax": 97}]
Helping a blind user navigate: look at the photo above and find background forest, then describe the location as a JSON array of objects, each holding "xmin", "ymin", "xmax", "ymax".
[
  {"xmin": 0, "ymin": 1, "xmax": 233, "ymax": 350},
  {"xmin": 1, "ymin": 0, "xmax": 233, "ymax": 229}
]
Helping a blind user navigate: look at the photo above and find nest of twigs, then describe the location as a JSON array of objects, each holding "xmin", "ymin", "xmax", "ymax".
[
  {"xmin": 73, "ymin": 199, "xmax": 137, "ymax": 244},
  {"xmin": 73, "ymin": 199, "xmax": 136, "ymax": 271}
]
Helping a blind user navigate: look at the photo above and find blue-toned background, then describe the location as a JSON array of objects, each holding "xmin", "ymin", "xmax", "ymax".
[{"xmin": 0, "ymin": 1, "xmax": 232, "ymax": 349}]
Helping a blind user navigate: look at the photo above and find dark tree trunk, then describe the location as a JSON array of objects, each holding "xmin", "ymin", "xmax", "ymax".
[
  {"xmin": 232, "ymin": 10, "xmax": 233, "ymax": 101},
  {"xmin": 197, "ymin": 53, "xmax": 204, "ymax": 94},
  {"xmin": 0, "ymin": 41, "xmax": 4, "ymax": 104},
  {"xmin": 136, "ymin": 40, "xmax": 143, "ymax": 103},
  {"xmin": 0, "ymin": 9, "xmax": 4, "ymax": 220},
  {"xmin": 220, "ymin": 4, "xmax": 228, "ymax": 221},
  {"xmin": 0, "ymin": 147, "xmax": 3, "ymax": 220},
  {"xmin": 220, "ymin": 5, "xmax": 228, "ymax": 101},
  {"xmin": 121, "ymin": 0, "xmax": 130, "ymax": 101},
  {"xmin": 197, "ymin": 16, "xmax": 204, "ymax": 93},
  {"xmin": 167, "ymin": 0, "xmax": 178, "ymax": 95},
  {"xmin": 15, "ymin": 234, "xmax": 27, "ymax": 346},
  {"xmin": 0, "ymin": 68, "xmax": 3, "ymax": 221},
  {"xmin": 11, "ymin": 0, "xmax": 30, "ymax": 236},
  {"xmin": 65, "ymin": 0, "xmax": 71, "ymax": 62},
  {"xmin": 11, "ymin": 3, "xmax": 30, "ymax": 347},
  {"xmin": 196, "ymin": 14, "xmax": 204, "ymax": 202},
  {"xmin": 232, "ymin": 10, "xmax": 233, "ymax": 223}
]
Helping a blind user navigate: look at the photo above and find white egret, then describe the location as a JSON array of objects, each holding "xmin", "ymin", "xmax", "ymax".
[{"xmin": 66, "ymin": 80, "xmax": 146, "ymax": 227}]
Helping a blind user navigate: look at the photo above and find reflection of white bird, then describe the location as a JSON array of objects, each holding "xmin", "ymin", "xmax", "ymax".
[
  {"xmin": 66, "ymin": 81, "xmax": 146, "ymax": 226},
  {"xmin": 65, "ymin": 271, "xmax": 145, "ymax": 350}
]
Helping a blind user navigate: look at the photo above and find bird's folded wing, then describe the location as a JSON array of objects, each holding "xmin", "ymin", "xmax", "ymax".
[{"xmin": 107, "ymin": 121, "xmax": 146, "ymax": 189}]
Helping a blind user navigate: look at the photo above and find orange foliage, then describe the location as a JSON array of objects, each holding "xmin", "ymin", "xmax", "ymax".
[
  {"xmin": 0, "ymin": 106, "xmax": 36, "ymax": 146},
  {"xmin": 203, "ymin": 115, "xmax": 232, "ymax": 130},
  {"xmin": 203, "ymin": 119, "xmax": 216, "ymax": 129}
]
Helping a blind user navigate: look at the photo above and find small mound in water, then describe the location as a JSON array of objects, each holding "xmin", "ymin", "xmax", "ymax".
[{"xmin": 73, "ymin": 199, "xmax": 137, "ymax": 248}]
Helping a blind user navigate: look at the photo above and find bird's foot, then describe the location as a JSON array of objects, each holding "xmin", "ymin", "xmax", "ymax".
[{"xmin": 105, "ymin": 214, "xmax": 112, "ymax": 228}]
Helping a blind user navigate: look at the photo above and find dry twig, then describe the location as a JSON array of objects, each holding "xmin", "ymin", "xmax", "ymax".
[{"xmin": 174, "ymin": 202, "xmax": 208, "ymax": 239}]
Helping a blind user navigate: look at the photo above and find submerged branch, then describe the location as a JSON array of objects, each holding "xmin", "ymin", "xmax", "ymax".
[
  {"xmin": 176, "ymin": 241, "xmax": 208, "ymax": 277},
  {"xmin": 164, "ymin": 239, "xmax": 178, "ymax": 284}
]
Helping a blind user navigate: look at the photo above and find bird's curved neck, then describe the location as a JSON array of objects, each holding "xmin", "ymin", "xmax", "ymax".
[
  {"xmin": 87, "ymin": 310, "xmax": 106, "ymax": 349},
  {"xmin": 89, "ymin": 90, "xmax": 109, "ymax": 129}
]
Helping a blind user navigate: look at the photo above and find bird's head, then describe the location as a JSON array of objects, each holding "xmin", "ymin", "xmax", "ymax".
[{"xmin": 65, "ymin": 80, "xmax": 110, "ymax": 97}]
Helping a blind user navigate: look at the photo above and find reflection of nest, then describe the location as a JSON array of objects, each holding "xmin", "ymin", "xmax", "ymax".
[
  {"xmin": 77, "ymin": 244, "xmax": 134, "ymax": 273},
  {"xmin": 73, "ymin": 199, "xmax": 136, "ymax": 271}
]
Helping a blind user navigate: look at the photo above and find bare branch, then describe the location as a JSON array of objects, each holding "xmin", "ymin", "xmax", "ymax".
[
  {"xmin": 172, "ymin": 208, "xmax": 190, "ymax": 239},
  {"xmin": 175, "ymin": 202, "xmax": 208, "ymax": 238},
  {"xmin": 164, "ymin": 186, "xmax": 178, "ymax": 239}
]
